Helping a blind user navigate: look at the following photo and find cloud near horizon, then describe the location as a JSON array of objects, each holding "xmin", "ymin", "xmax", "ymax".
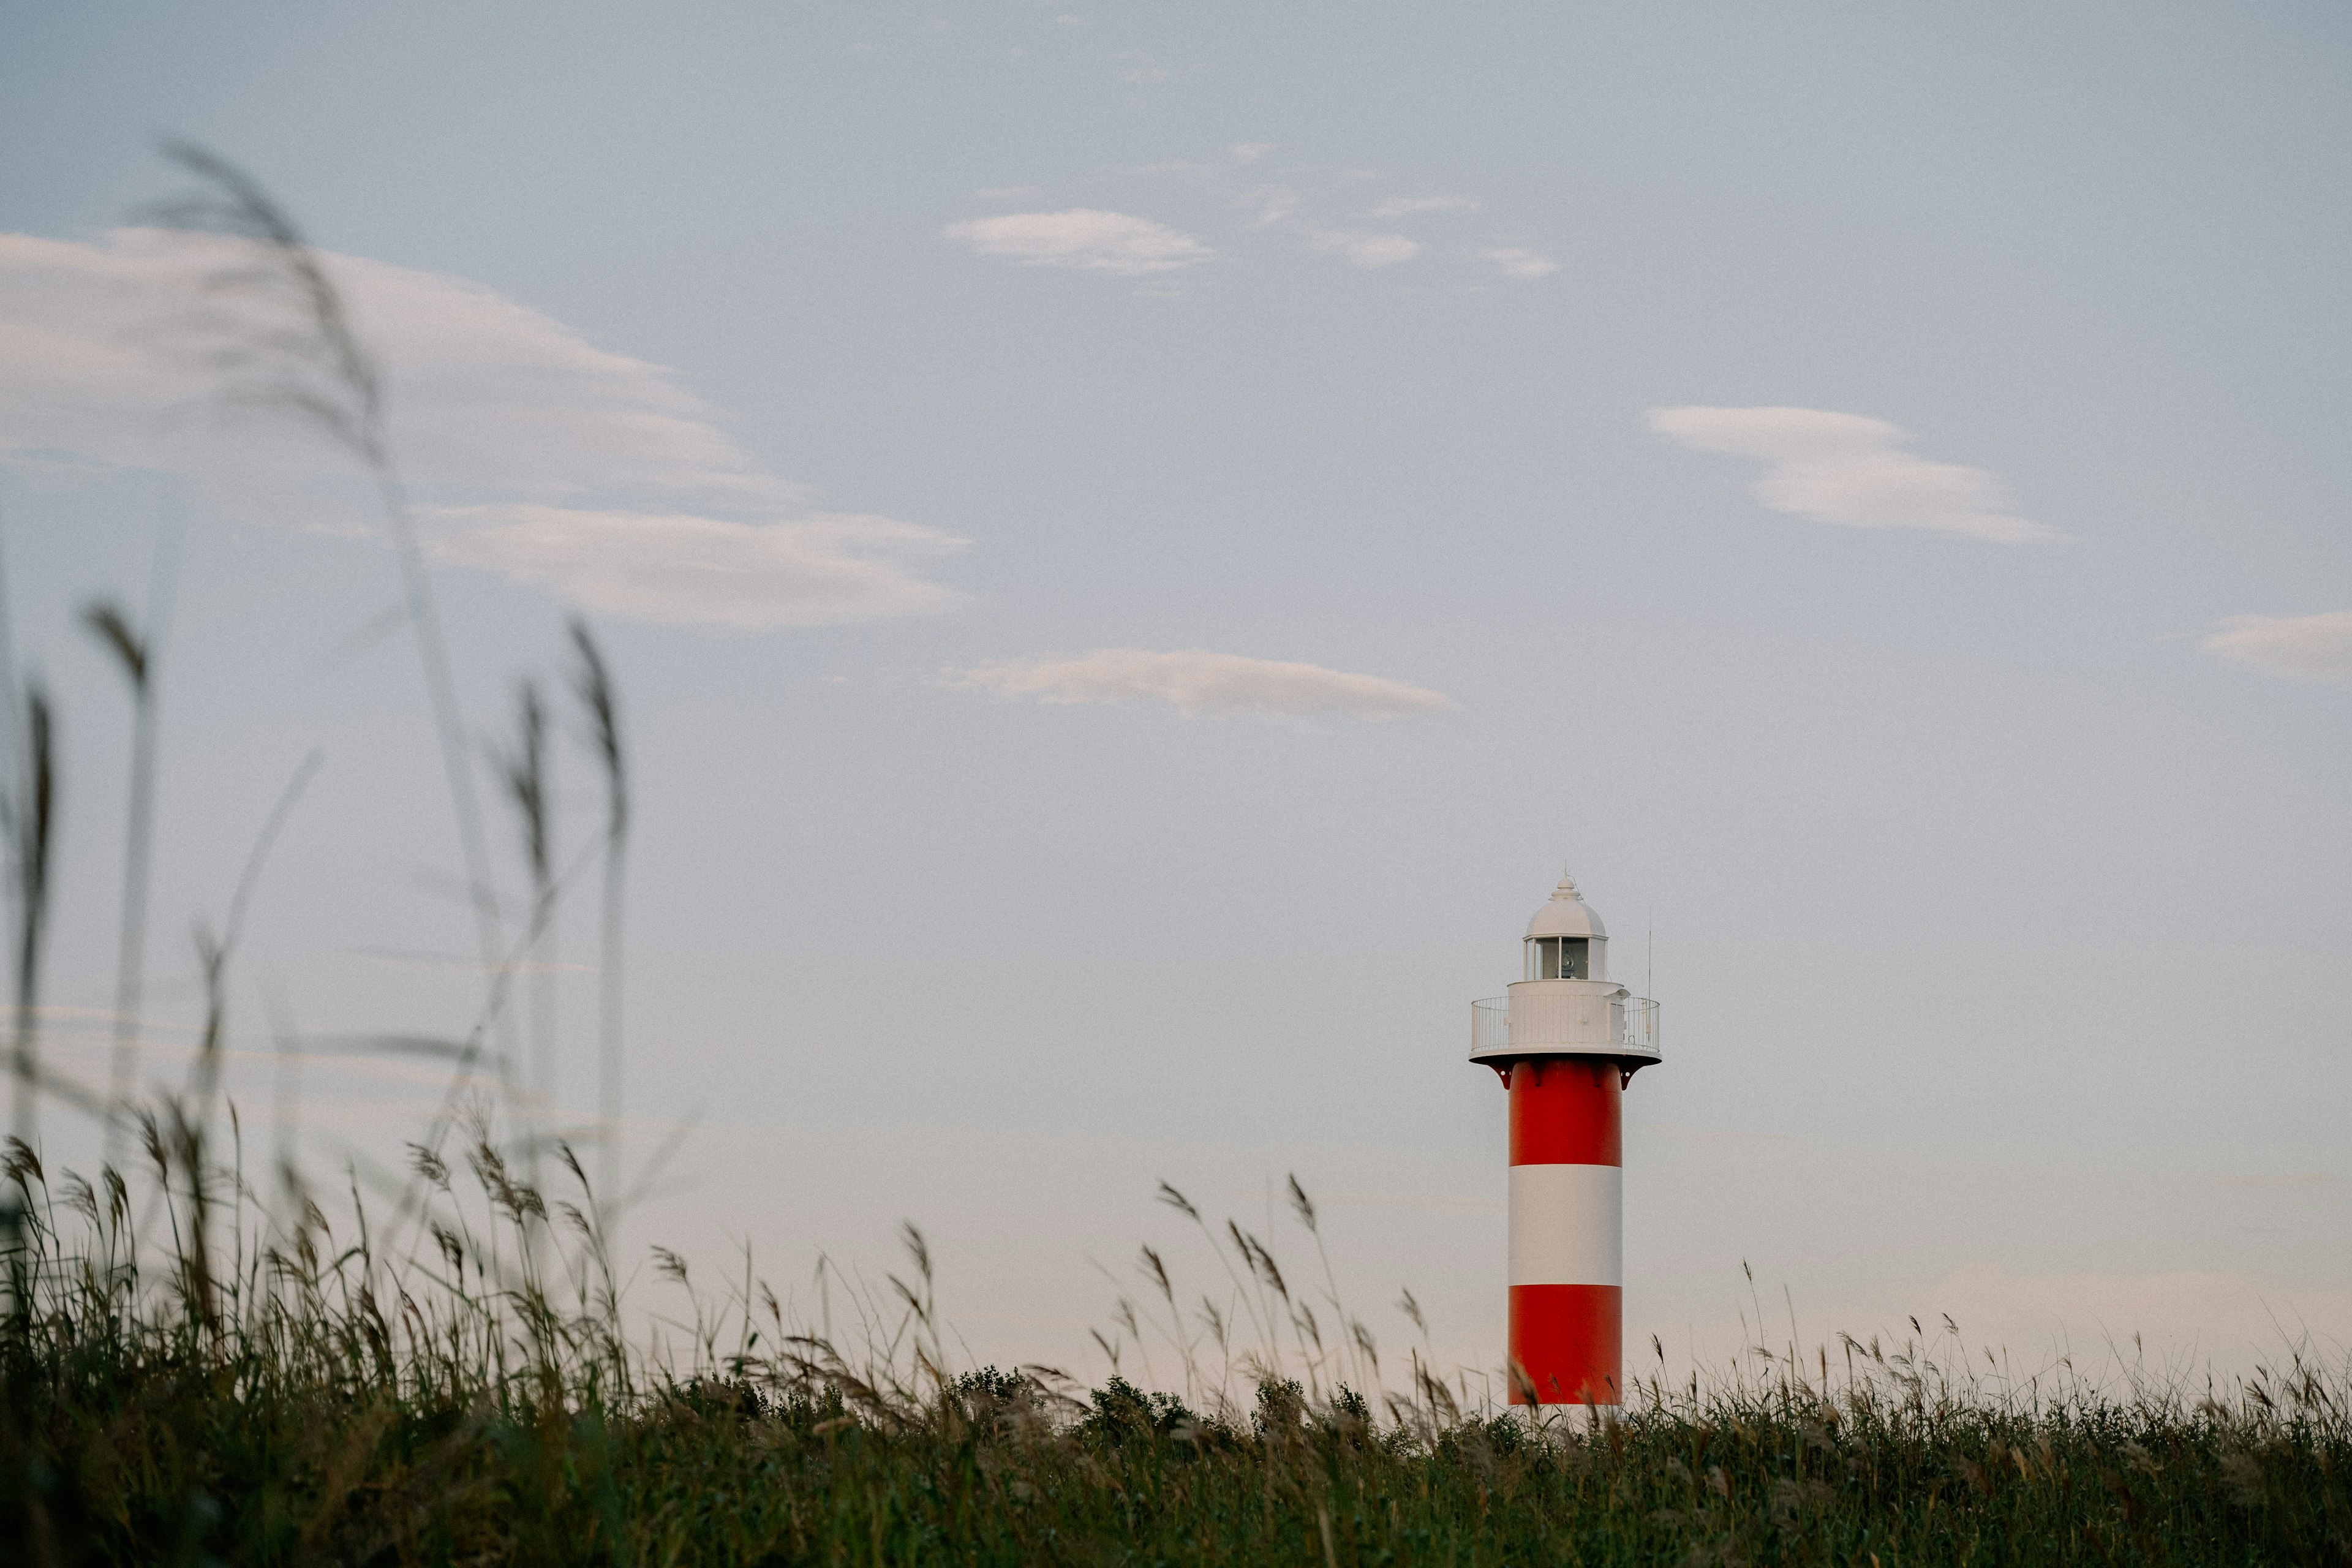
[
  {"xmin": 2197, "ymin": 612, "xmax": 2352, "ymax": 688},
  {"xmin": 0, "ymin": 230, "xmax": 964, "ymax": 627},
  {"xmin": 942, "ymin": 209, "xmax": 1213, "ymax": 275},
  {"xmin": 1647, "ymin": 405, "xmax": 2059, "ymax": 543},
  {"xmin": 960, "ymin": 649, "xmax": 1452, "ymax": 719}
]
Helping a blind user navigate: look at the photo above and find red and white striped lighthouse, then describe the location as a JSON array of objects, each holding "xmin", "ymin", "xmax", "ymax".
[{"xmin": 1469, "ymin": 870, "xmax": 1660, "ymax": 1406}]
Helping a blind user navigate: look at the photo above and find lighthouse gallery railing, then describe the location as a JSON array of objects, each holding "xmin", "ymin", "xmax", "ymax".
[{"xmin": 1471, "ymin": 994, "xmax": 1658, "ymax": 1057}]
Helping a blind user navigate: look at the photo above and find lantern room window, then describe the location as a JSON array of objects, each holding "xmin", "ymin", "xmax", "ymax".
[{"xmin": 1526, "ymin": 936, "xmax": 1589, "ymax": 980}]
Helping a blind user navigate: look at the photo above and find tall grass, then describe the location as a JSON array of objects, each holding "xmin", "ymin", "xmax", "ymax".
[
  {"xmin": 1, "ymin": 1133, "xmax": 2346, "ymax": 1564},
  {"xmin": 148, "ymin": 141, "xmax": 518, "ymax": 1115},
  {"xmin": 80, "ymin": 596, "xmax": 162, "ymax": 1171},
  {"xmin": 6, "ymin": 684, "xmax": 53, "ymax": 1149},
  {"xmin": 490, "ymin": 679, "xmax": 556, "ymax": 1194},
  {"xmin": 568, "ymin": 620, "xmax": 628, "ymax": 1214}
]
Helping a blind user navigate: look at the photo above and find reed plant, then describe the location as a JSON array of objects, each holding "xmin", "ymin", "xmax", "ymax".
[{"xmin": 80, "ymin": 592, "xmax": 163, "ymax": 1171}]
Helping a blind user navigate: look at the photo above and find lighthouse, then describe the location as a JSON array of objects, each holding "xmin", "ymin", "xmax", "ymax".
[{"xmin": 1469, "ymin": 870, "xmax": 1660, "ymax": 1406}]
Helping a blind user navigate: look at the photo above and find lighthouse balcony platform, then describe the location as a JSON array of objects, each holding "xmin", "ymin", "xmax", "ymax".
[{"xmin": 1470, "ymin": 982, "xmax": 1660, "ymax": 1066}]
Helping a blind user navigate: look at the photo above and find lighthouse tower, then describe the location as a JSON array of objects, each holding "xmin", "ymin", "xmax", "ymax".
[{"xmin": 1469, "ymin": 870, "xmax": 1660, "ymax": 1406}]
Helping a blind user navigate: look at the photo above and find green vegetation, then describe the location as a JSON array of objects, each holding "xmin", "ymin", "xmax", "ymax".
[{"xmin": 2, "ymin": 1132, "xmax": 2346, "ymax": 1564}]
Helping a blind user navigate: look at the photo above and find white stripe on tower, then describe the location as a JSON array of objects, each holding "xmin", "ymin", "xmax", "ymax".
[{"xmin": 1506, "ymin": 1164, "xmax": 1623, "ymax": 1287}]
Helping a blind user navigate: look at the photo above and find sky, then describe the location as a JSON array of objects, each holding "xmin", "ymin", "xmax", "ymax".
[{"xmin": 4, "ymin": 1, "xmax": 2350, "ymax": 1389}]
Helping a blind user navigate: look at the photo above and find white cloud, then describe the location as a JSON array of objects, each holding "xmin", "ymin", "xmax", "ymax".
[
  {"xmin": 1223, "ymin": 183, "xmax": 1418, "ymax": 266},
  {"xmin": 0, "ymin": 230, "xmax": 965, "ymax": 626},
  {"xmin": 2198, "ymin": 612, "xmax": 2352, "ymax": 688},
  {"xmin": 1133, "ymin": 161, "xmax": 1465, "ymax": 274},
  {"xmin": 1235, "ymin": 186, "xmax": 1300, "ymax": 228},
  {"xmin": 423, "ymin": 506, "xmax": 961, "ymax": 630},
  {"xmin": 1480, "ymin": 246, "xmax": 1559, "ymax": 280},
  {"xmin": 961, "ymin": 649, "xmax": 1450, "ymax": 719},
  {"xmin": 1303, "ymin": 229, "xmax": 1423, "ymax": 269},
  {"xmin": 1368, "ymin": 194, "xmax": 1480, "ymax": 218},
  {"xmin": 1646, "ymin": 405, "xmax": 2060, "ymax": 543},
  {"xmin": 942, "ymin": 209, "xmax": 1213, "ymax": 276}
]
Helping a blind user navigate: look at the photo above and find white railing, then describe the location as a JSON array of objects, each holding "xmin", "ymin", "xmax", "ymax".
[
  {"xmin": 1472, "ymin": 996, "xmax": 1510, "ymax": 1056},
  {"xmin": 1621, "ymin": 995, "xmax": 1659, "ymax": 1054},
  {"xmin": 1471, "ymin": 993, "xmax": 1659, "ymax": 1058}
]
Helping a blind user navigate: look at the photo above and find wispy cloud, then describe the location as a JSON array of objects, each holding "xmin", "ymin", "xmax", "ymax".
[
  {"xmin": 1233, "ymin": 184, "xmax": 1299, "ymax": 228},
  {"xmin": 1218, "ymin": 180, "xmax": 1422, "ymax": 268},
  {"xmin": 0, "ymin": 230, "xmax": 965, "ymax": 626},
  {"xmin": 1479, "ymin": 246, "xmax": 1559, "ymax": 280},
  {"xmin": 960, "ymin": 649, "xmax": 1450, "ymax": 719},
  {"xmin": 1010, "ymin": 155, "xmax": 1536, "ymax": 281},
  {"xmin": 1646, "ymin": 405, "xmax": 2060, "ymax": 543},
  {"xmin": 2198, "ymin": 612, "xmax": 2352, "ymax": 689},
  {"xmin": 1303, "ymin": 229, "xmax": 1423, "ymax": 269},
  {"xmin": 943, "ymin": 209, "xmax": 1213, "ymax": 276},
  {"xmin": 1368, "ymin": 194, "xmax": 1480, "ymax": 218},
  {"xmin": 424, "ymin": 505, "xmax": 962, "ymax": 630}
]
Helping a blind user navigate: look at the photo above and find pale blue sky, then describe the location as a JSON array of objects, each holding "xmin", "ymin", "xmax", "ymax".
[{"xmin": 5, "ymin": 2, "xmax": 2349, "ymax": 1376}]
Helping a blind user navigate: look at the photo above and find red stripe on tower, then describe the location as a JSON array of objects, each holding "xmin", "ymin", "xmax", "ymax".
[
  {"xmin": 1508, "ymin": 1059, "xmax": 1621, "ymax": 1403},
  {"xmin": 1468, "ymin": 870, "xmax": 1660, "ymax": 1407}
]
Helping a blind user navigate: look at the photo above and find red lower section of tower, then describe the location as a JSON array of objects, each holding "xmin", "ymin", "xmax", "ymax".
[
  {"xmin": 1507, "ymin": 1057, "xmax": 1624, "ymax": 1404},
  {"xmin": 1507, "ymin": 1284, "xmax": 1622, "ymax": 1405}
]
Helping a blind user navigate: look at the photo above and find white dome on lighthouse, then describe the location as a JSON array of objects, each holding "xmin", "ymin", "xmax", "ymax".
[{"xmin": 1525, "ymin": 870, "xmax": 1607, "ymax": 940}]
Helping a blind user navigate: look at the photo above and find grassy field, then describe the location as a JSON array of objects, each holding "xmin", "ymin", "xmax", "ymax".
[{"xmin": 2, "ymin": 1134, "xmax": 2347, "ymax": 1566}]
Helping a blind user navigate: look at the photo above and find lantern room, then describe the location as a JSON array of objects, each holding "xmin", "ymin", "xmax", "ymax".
[{"xmin": 1523, "ymin": 870, "xmax": 1607, "ymax": 982}]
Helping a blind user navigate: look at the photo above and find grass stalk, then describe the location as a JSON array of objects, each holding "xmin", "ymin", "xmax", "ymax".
[
  {"xmin": 82, "ymin": 597, "xmax": 162, "ymax": 1167},
  {"xmin": 568, "ymin": 620, "xmax": 627, "ymax": 1223},
  {"xmin": 490, "ymin": 680, "xmax": 555, "ymax": 1191},
  {"xmin": 151, "ymin": 141, "xmax": 516, "ymax": 1118},
  {"xmin": 6, "ymin": 686, "xmax": 53, "ymax": 1150}
]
